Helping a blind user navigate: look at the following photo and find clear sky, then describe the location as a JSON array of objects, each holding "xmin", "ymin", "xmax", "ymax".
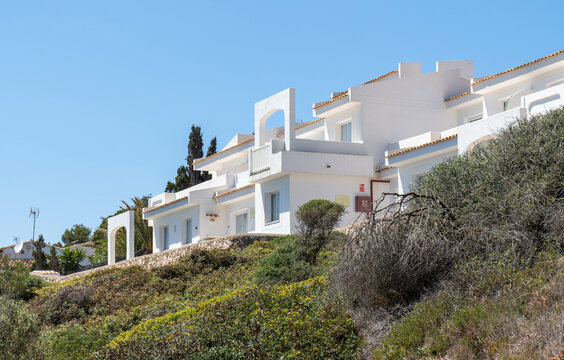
[{"xmin": 0, "ymin": 0, "xmax": 562, "ymax": 247}]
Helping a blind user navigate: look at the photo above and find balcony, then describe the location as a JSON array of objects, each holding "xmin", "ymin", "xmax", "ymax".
[
  {"xmin": 249, "ymin": 138, "xmax": 373, "ymax": 181},
  {"xmin": 457, "ymin": 106, "xmax": 527, "ymax": 153}
]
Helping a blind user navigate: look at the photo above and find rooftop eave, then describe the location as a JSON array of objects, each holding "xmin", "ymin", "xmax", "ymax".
[
  {"xmin": 385, "ymin": 135, "xmax": 458, "ymax": 167},
  {"xmin": 142, "ymin": 196, "xmax": 190, "ymax": 219},
  {"xmin": 471, "ymin": 51, "xmax": 564, "ymax": 93},
  {"xmin": 214, "ymin": 184, "xmax": 255, "ymax": 204},
  {"xmin": 313, "ymin": 97, "xmax": 362, "ymax": 117},
  {"xmin": 444, "ymin": 93, "xmax": 482, "ymax": 109},
  {"xmin": 193, "ymin": 139, "xmax": 254, "ymax": 171},
  {"xmin": 312, "ymin": 92, "xmax": 350, "ymax": 116}
]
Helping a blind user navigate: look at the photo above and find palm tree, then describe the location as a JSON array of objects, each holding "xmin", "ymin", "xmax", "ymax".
[{"xmin": 91, "ymin": 196, "xmax": 153, "ymax": 260}]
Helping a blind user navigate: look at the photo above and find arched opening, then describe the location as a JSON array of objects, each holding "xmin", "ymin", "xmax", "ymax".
[
  {"xmin": 254, "ymin": 88, "xmax": 296, "ymax": 150},
  {"xmin": 264, "ymin": 109, "xmax": 285, "ymax": 134},
  {"xmin": 466, "ymin": 134, "xmax": 497, "ymax": 152},
  {"xmin": 107, "ymin": 210, "xmax": 135, "ymax": 265},
  {"xmin": 109, "ymin": 226, "xmax": 127, "ymax": 264},
  {"xmin": 256, "ymin": 108, "xmax": 286, "ymax": 147}
]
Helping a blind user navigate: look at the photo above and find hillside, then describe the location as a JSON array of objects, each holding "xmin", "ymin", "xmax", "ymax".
[{"xmin": 0, "ymin": 107, "xmax": 563, "ymax": 360}]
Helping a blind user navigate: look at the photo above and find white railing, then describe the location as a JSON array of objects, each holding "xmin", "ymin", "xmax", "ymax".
[{"xmin": 250, "ymin": 144, "xmax": 271, "ymax": 174}]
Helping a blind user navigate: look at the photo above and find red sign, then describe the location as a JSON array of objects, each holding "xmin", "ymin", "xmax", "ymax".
[
  {"xmin": 355, "ymin": 196, "xmax": 371, "ymax": 212},
  {"xmin": 359, "ymin": 184, "xmax": 365, "ymax": 192}
]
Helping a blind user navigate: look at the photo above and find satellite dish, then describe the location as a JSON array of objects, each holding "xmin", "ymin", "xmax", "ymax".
[{"xmin": 14, "ymin": 237, "xmax": 23, "ymax": 253}]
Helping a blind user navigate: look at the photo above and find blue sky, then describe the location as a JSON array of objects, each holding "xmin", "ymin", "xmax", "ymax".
[{"xmin": 0, "ymin": 0, "xmax": 562, "ymax": 247}]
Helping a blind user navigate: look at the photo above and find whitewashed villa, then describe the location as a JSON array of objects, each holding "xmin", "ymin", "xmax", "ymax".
[{"xmin": 108, "ymin": 49, "xmax": 564, "ymax": 263}]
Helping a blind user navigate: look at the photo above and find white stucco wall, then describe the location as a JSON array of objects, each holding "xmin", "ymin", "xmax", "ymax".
[
  {"xmin": 254, "ymin": 175, "xmax": 291, "ymax": 234},
  {"xmin": 225, "ymin": 197, "xmax": 255, "ymax": 235},
  {"xmin": 150, "ymin": 205, "xmax": 202, "ymax": 252},
  {"xmin": 288, "ymin": 173, "xmax": 372, "ymax": 231}
]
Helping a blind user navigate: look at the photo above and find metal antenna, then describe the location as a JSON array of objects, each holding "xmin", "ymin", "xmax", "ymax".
[{"xmin": 29, "ymin": 207, "xmax": 39, "ymax": 241}]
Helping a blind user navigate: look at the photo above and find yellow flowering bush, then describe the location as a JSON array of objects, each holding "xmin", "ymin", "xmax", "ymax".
[{"xmin": 94, "ymin": 277, "xmax": 361, "ymax": 359}]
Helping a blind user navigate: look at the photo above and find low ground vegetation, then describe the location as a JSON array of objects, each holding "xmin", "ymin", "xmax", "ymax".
[{"xmin": 5, "ymin": 108, "xmax": 563, "ymax": 359}]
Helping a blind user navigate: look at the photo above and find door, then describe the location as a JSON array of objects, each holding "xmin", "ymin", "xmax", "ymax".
[
  {"xmin": 163, "ymin": 226, "xmax": 169, "ymax": 250},
  {"xmin": 235, "ymin": 212, "xmax": 248, "ymax": 234},
  {"xmin": 185, "ymin": 219, "xmax": 192, "ymax": 244}
]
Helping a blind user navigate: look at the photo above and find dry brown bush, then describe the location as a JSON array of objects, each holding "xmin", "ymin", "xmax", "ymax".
[{"xmin": 333, "ymin": 192, "xmax": 461, "ymax": 307}]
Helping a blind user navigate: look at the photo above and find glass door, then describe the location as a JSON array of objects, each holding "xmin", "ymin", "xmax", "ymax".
[
  {"xmin": 163, "ymin": 226, "xmax": 169, "ymax": 250},
  {"xmin": 235, "ymin": 212, "xmax": 248, "ymax": 234},
  {"xmin": 185, "ymin": 218, "xmax": 192, "ymax": 244}
]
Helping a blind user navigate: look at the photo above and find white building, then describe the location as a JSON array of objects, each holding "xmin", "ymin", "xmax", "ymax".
[
  {"xmin": 142, "ymin": 49, "xmax": 564, "ymax": 254},
  {"xmin": 0, "ymin": 241, "xmax": 95, "ymax": 267}
]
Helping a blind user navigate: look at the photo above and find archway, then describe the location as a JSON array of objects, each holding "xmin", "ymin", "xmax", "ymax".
[
  {"xmin": 254, "ymin": 88, "xmax": 296, "ymax": 150},
  {"xmin": 466, "ymin": 134, "xmax": 497, "ymax": 153},
  {"xmin": 107, "ymin": 210, "xmax": 134, "ymax": 265}
]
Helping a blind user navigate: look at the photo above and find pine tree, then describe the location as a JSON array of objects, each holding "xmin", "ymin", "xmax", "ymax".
[
  {"xmin": 32, "ymin": 235, "xmax": 48, "ymax": 270},
  {"xmin": 203, "ymin": 137, "xmax": 218, "ymax": 181},
  {"xmin": 49, "ymin": 246, "xmax": 62, "ymax": 273},
  {"xmin": 187, "ymin": 125, "xmax": 204, "ymax": 186},
  {"xmin": 165, "ymin": 125, "xmax": 217, "ymax": 192},
  {"xmin": 206, "ymin": 137, "xmax": 217, "ymax": 157}
]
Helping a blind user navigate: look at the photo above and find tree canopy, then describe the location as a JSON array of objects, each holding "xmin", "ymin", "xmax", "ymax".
[
  {"xmin": 61, "ymin": 224, "xmax": 91, "ymax": 246},
  {"xmin": 165, "ymin": 125, "xmax": 217, "ymax": 192}
]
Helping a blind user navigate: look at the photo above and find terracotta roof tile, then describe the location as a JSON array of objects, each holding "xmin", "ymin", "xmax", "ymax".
[
  {"xmin": 143, "ymin": 196, "xmax": 188, "ymax": 214},
  {"xmin": 376, "ymin": 165, "xmax": 394, "ymax": 173},
  {"xmin": 361, "ymin": 69, "xmax": 398, "ymax": 85},
  {"xmin": 313, "ymin": 69, "xmax": 398, "ymax": 111},
  {"xmin": 386, "ymin": 134, "xmax": 458, "ymax": 158},
  {"xmin": 276, "ymin": 117, "xmax": 325, "ymax": 138},
  {"xmin": 444, "ymin": 91, "xmax": 471, "ymax": 103},
  {"xmin": 213, "ymin": 184, "xmax": 255, "ymax": 200},
  {"xmin": 312, "ymin": 91, "xmax": 349, "ymax": 110},
  {"xmin": 193, "ymin": 138, "xmax": 254, "ymax": 165},
  {"xmin": 471, "ymin": 49, "xmax": 564, "ymax": 86}
]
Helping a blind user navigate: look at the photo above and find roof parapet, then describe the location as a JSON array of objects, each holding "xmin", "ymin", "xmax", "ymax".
[
  {"xmin": 436, "ymin": 60, "xmax": 474, "ymax": 80},
  {"xmin": 398, "ymin": 62, "xmax": 421, "ymax": 78}
]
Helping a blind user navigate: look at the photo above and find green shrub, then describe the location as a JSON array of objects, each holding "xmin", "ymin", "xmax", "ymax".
[
  {"xmin": 43, "ymin": 285, "xmax": 95, "ymax": 325},
  {"xmin": 296, "ymin": 199, "xmax": 346, "ymax": 238},
  {"xmin": 254, "ymin": 236, "xmax": 316, "ymax": 283},
  {"xmin": 0, "ymin": 296, "xmax": 43, "ymax": 360},
  {"xmin": 59, "ymin": 247, "xmax": 87, "ymax": 275},
  {"xmin": 296, "ymin": 199, "xmax": 346, "ymax": 264},
  {"xmin": 0, "ymin": 256, "xmax": 44, "ymax": 300},
  {"xmin": 414, "ymin": 107, "xmax": 564, "ymax": 256},
  {"xmin": 255, "ymin": 201, "xmax": 345, "ymax": 284},
  {"xmin": 94, "ymin": 277, "xmax": 362, "ymax": 360},
  {"xmin": 42, "ymin": 322, "xmax": 115, "ymax": 360},
  {"xmin": 155, "ymin": 248, "xmax": 239, "ymax": 280},
  {"xmin": 30, "ymin": 245, "xmax": 266, "ymax": 358}
]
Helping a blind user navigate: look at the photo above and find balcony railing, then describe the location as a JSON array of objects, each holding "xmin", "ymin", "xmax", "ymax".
[{"xmin": 250, "ymin": 144, "xmax": 271, "ymax": 174}]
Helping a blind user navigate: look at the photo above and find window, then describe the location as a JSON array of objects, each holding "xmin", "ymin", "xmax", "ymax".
[
  {"xmin": 340, "ymin": 122, "xmax": 352, "ymax": 142},
  {"xmin": 163, "ymin": 226, "xmax": 169, "ymax": 250},
  {"xmin": 235, "ymin": 212, "xmax": 248, "ymax": 234},
  {"xmin": 502, "ymin": 99, "xmax": 510, "ymax": 111},
  {"xmin": 467, "ymin": 114, "xmax": 483, "ymax": 123},
  {"xmin": 267, "ymin": 191, "xmax": 280, "ymax": 223},
  {"xmin": 184, "ymin": 218, "xmax": 192, "ymax": 244}
]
